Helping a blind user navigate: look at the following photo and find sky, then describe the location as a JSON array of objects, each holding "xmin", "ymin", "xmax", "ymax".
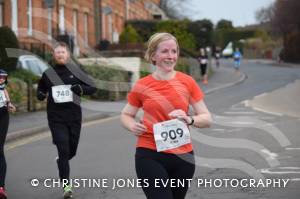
[{"xmin": 177, "ymin": 0, "xmax": 276, "ymax": 27}]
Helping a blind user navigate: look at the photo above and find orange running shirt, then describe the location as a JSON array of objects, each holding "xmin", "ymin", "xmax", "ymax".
[{"xmin": 127, "ymin": 71, "xmax": 204, "ymax": 154}]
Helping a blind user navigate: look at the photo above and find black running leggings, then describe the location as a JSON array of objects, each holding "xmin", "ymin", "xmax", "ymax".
[
  {"xmin": 200, "ymin": 64, "xmax": 207, "ymax": 76},
  {"xmin": 49, "ymin": 121, "xmax": 81, "ymax": 182},
  {"xmin": 0, "ymin": 108, "xmax": 9, "ymax": 187},
  {"xmin": 135, "ymin": 148, "xmax": 195, "ymax": 199}
]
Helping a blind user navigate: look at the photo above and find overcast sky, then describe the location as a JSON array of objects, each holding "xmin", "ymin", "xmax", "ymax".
[{"xmin": 178, "ymin": 0, "xmax": 276, "ymax": 27}]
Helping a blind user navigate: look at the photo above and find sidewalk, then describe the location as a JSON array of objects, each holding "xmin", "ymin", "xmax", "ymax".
[{"xmin": 7, "ymin": 62, "xmax": 246, "ymax": 142}]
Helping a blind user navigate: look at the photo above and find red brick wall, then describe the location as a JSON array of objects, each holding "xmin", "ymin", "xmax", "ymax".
[{"xmin": 101, "ymin": 0, "xmax": 161, "ymax": 43}]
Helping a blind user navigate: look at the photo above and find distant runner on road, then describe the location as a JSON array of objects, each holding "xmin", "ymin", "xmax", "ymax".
[{"xmin": 233, "ymin": 48, "xmax": 242, "ymax": 72}]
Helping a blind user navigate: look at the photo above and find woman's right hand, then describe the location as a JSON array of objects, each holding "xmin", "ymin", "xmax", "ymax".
[
  {"xmin": 7, "ymin": 102, "xmax": 16, "ymax": 113},
  {"xmin": 129, "ymin": 121, "xmax": 147, "ymax": 136}
]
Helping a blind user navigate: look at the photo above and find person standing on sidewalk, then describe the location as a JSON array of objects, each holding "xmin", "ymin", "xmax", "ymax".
[
  {"xmin": 121, "ymin": 33, "xmax": 212, "ymax": 199},
  {"xmin": 0, "ymin": 69, "xmax": 16, "ymax": 199},
  {"xmin": 37, "ymin": 42, "xmax": 96, "ymax": 198},
  {"xmin": 197, "ymin": 48, "xmax": 208, "ymax": 84}
]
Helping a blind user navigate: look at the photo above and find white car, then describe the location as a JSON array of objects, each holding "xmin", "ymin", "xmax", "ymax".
[
  {"xmin": 222, "ymin": 42, "xmax": 233, "ymax": 58},
  {"xmin": 17, "ymin": 55, "xmax": 50, "ymax": 77}
]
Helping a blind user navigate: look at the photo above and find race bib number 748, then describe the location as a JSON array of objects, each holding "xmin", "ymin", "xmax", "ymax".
[
  {"xmin": 153, "ymin": 119, "xmax": 191, "ymax": 152},
  {"xmin": 51, "ymin": 85, "xmax": 73, "ymax": 103}
]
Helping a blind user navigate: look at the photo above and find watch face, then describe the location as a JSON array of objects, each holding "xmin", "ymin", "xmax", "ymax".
[{"xmin": 189, "ymin": 116, "xmax": 194, "ymax": 125}]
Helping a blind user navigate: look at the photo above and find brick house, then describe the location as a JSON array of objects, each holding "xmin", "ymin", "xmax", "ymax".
[
  {"xmin": 101, "ymin": 0, "xmax": 167, "ymax": 43},
  {"xmin": 0, "ymin": 0, "xmax": 97, "ymax": 56},
  {"xmin": 0, "ymin": 0, "xmax": 166, "ymax": 56}
]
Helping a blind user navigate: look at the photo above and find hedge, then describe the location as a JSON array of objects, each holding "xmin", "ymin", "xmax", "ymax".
[
  {"xmin": 0, "ymin": 26, "xmax": 19, "ymax": 72},
  {"xmin": 81, "ymin": 64, "xmax": 132, "ymax": 101}
]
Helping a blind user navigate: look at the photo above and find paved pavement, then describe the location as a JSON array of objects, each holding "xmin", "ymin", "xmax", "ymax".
[{"xmin": 4, "ymin": 59, "xmax": 258, "ymax": 142}]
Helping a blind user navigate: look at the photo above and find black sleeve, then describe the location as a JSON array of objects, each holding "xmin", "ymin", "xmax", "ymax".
[{"xmin": 37, "ymin": 73, "xmax": 48, "ymax": 101}]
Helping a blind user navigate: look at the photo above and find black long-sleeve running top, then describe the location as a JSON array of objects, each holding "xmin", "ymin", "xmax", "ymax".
[{"xmin": 37, "ymin": 63, "xmax": 96, "ymax": 122}]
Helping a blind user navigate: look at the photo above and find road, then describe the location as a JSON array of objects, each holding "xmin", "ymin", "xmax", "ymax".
[{"xmin": 5, "ymin": 60, "xmax": 300, "ymax": 199}]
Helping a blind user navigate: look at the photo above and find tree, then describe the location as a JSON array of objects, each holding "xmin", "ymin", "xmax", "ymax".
[
  {"xmin": 0, "ymin": 26, "xmax": 19, "ymax": 72},
  {"xmin": 272, "ymin": 0, "xmax": 300, "ymax": 37},
  {"xmin": 216, "ymin": 19, "xmax": 234, "ymax": 30},
  {"xmin": 156, "ymin": 20, "xmax": 197, "ymax": 50},
  {"xmin": 255, "ymin": 3, "xmax": 275, "ymax": 24},
  {"xmin": 271, "ymin": 0, "xmax": 300, "ymax": 62},
  {"xmin": 188, "ymin": 19, "xmax": 214, "ymax": 49},
  {"xmin": 214, "ymin": 19, "xmax": 234, "ymax": 47},
  {"xmin": 159, "ymin": 0, "xmax": 191, "ymax": 19}
]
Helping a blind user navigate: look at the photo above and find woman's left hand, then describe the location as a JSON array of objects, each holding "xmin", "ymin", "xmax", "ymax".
[{"xmin": 168, "ymin": 109, "xmax": 191, "ymax": 124}]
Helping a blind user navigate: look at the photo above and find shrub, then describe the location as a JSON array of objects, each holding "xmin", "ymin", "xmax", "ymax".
[
  {"xmin": 175, "ymin": 58, "xmax": 190, "ymax": 74},
  {"xmin": 82, "ymin": 64, "xmax": 131, "ymax": 101},
  {"xmin": 140, "ymin": 58, "xmax": 190, "ymax": 78},
  {"xmin": 156, "ymin": 20, "xmax": 197, "ymax": 50},
  {"xmin": 119, "ymin": 25, "xmax": 142, "ymax": 44},
  {"xmin": 97, "ymin": 40, "xmax": 110, "ymax": 50},
  {"xmin": 6, "ymin": 78, "xmax": 28, "ymax": 112},
  {"xmin": 10, "ymin": 69, "xmax": 40, "ymax": 84},
  {"xmin": 0, "ymin": 26, "xmax": 19, "ymax": 72},
  {"xmin": 127, "ymin": 20, "xmax": 157, "ymax": 42},
  {"xmin": 139, "ymin": 61, "xmax": 152, "ymax": 78}
]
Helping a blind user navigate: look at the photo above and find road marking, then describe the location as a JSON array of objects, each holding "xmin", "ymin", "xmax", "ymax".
[
  {"xmin": 5, "ymin": 131, "xmax": 50, "ymax": 151},
  {"xmin": 254, "ymin": 93, "xmax": 268, "ymax": 98},
  {"xmin": 243, "ymin": 100, "xmax": 283, "ymax": 116},
  {"xmin": 5, "ymin": 115, "xmax": 120, "ymax": 151},
  {"xmin": 211, "ymin": 129, "xmax": 225, "ymax": 132},
  {"xmin": 260, "ymin": 149, "xmax": 278, "ymax": 160},
  {"xmin": 242, "ymin": 100, "xmax": 250, "ymax": 107},
  {"xmin": 260, "ymin": 167, "xmax": 300, "ymax": 174},
  {"xmin": 290, "ymin": 178, "xmax": 300, "ymax": 182},
  {"xmin": 224, "ymin": 111, "xmax": 256, "ymax": 115},
  {"xmin": 250, "ymin": 107, "xmax": 283, "ymax": 116},
  {"xmin": 285, "ymin": 147, "xmax": 300, "ymax": 150},
  {"xmin": 82, "ymin": 115, "xmax": 120, "ymax": 127}
]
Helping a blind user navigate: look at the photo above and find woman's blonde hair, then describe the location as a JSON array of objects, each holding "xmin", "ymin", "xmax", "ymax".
[{"xmin": 144, "ymin": 33, "xmax": 179, "ymax": 64}]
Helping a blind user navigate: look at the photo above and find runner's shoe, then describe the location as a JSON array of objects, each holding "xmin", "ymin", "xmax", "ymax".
[
  {"xmin": 0, "ymin": 187, "xmax": 7, "ymax": 199},
  {"xmin": 63, "ymin": 185, "xmax": 73, "ymax": 198},
  {"xmin": 202, "ymin": 79, "xmax": 208, "ymax": 85}
]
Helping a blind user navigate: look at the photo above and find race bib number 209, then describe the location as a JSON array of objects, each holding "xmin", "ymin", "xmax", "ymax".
[{"xmin": 153, "ymin": 119, "xmax": 191, "ymax": 152}]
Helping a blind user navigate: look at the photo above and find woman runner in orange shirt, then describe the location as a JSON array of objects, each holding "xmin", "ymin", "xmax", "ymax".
[{"xmin": 121, "ymin": 33, "xmax": 212, "ymax": 199}]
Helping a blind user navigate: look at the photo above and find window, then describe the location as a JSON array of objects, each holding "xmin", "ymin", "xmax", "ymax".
[
  {"xmin": 27, "ymin": 0, "xmax": 32, "ymax": 35},
  {"xmin": 47, "ymin": 8, "xmax": 52, "ymax": 39},
  {"xmin": 59, "ymin": 6, "xmax": 65, "ymax": 34},
  {"xmin": 72, "ymin": 10, "xmax": 78, "ymax": 44},
  {"xmin": 84, "ymin": 13, "xmax": 88, "ymax": 46},
  {"xmin": 0, "ymin": 3, "xmax": 3, "ymax": 26},
  {"xmin": 11, "ymin": 0, "xmax": 18, "ymax": 34}
]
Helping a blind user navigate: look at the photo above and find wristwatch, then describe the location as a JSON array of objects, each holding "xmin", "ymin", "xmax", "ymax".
[{"xmin": 188, "ymin": 116, "xmax": 194, "ymax": 125}]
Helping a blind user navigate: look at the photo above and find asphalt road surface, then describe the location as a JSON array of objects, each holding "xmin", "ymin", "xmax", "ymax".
[{"xmin": 5, "ymin": 60, "xmax": 300, "ymax": 199}]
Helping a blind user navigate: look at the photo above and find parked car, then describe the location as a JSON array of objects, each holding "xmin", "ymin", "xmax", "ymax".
[
  {"xmin": 17, "ymin": 55, "xmax": 50, "ymax": 77},
  {"xmin": 222, "ymin": 41, "xmax": 233, "ymax": 58}
]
